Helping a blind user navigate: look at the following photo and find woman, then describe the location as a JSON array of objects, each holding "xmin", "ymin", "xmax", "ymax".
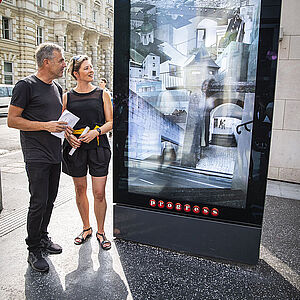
[{"xmin": 62, "ymin": 55, "xmax": 113, "ymax": 250}]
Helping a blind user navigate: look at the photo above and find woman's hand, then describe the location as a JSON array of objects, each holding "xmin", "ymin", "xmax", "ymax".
[
  {"xmin": 65, "ymin": 126, "xmax": 73, "ymax": 136},
  {"xmin": 80, "ymin": 130, "xmax": 98, "ymax": 144},
  {"xmin": 65, "ymin": 129, "xmax": 81, "ymax": 148}
]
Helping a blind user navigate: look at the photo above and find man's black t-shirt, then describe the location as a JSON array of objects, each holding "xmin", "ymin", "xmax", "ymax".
[{"xmin": 11, "ymin": 75, "xmax": 63, "ymax": 163}]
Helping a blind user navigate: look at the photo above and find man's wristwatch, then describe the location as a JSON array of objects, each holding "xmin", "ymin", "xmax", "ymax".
[{"xmin": 96, "ymin": 128, "xmax": 102, "ymax": 136}]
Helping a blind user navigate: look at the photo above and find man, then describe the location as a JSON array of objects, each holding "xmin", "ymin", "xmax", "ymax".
[
  {"xmin": 99, "ymin": 77, "xmax": 108, "ymax": 89},
  {"xmin": 100, "ymin": 78, "xmax": 113, "ymax": 137},
  {"xmin": 7, "ymin": 43, "xmax": 70, "ymax": 272},
  {"xmin": 99, "ymin": 77, "xmax": 113, "ymax": 102}
]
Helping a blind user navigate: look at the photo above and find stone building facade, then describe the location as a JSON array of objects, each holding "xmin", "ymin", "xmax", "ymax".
[
  {"xmin": 1, "ymin": 0, "xmax": 299, "ymax": 183},
  {"xmin": 268, "ymin": 0, "xmax": 300, "ymax": 183},
  {"xmin": 0, "ymin": 0, "xmax": 114, "ymax": 89}
]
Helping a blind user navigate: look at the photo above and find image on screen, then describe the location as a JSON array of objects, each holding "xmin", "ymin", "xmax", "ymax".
[{"xmin": 128, "ymin": 0, "xmax": 261, "ymax": 209}]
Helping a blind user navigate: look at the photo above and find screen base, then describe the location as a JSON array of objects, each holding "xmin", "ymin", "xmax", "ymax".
[{"xmin": 114, "ymin": 205, "xmax": 261, "ymax": 265}]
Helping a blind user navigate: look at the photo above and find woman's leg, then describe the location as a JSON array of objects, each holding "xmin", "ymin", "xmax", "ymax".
[
  {"xmin": 91, "ymin": 176, "xmax": 107, "ymax": 234},
  {"xmin": 73, "ymin": 176, "xmax": 92, "ymax": 239}
]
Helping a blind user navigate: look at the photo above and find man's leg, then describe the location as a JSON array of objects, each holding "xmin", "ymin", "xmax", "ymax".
[
  {"xmin": 41, "ymin": 163, "xmax": 61, "ymax": 236},
  {"xmin": 25, "ymin": 162, "xmax": 51, "ymax": 251},
  {"xmin": 25, "ymin": 162, "xmax": 51, "ymax": 272},
  {"xmin": 40, "ymin": 163, "xmax": 62, "ymax": 254}
]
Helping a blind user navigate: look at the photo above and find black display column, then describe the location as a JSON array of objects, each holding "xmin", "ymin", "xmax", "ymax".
[{"xmin": 113, "ymin": 0, "xmax": 282, "ymax": 265}]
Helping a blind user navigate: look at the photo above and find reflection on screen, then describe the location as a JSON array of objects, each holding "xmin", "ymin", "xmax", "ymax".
[{"xmin": 128, "ymin": 0, "xmax": 261, "ymax": 209}]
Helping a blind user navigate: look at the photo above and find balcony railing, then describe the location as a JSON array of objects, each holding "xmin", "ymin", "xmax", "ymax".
[{"xmin": 160, "ymin": 71, "xmax": 184, "ymax": 90}]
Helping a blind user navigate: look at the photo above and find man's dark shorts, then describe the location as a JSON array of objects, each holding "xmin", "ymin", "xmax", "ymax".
[{"xmin": 62, "ymin": 146, "xmax": 111, "ymax": 177}]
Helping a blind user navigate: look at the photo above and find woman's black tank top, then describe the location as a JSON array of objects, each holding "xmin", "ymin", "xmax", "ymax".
[{"xmin": 65, "ymin": 87, "xmax": 110, "ymax": 150}]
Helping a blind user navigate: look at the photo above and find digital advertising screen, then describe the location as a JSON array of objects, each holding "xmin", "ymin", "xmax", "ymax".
[{"xmin": 114, "ymin": 0, "xmax": 280, "ymax": 226}]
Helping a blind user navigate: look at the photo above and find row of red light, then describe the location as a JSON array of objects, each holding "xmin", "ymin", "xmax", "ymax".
[{"xmin": 149, "ymin": 199, "xmax": 219, "ymax": 217}]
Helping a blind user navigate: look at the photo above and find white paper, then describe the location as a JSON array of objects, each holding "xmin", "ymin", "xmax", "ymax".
[{"xmin": 51, "ymin": 110, "xmax": 80, "ymax": 139}]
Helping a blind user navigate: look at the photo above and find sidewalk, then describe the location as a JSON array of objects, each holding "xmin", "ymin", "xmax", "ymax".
[
  {"xmin": 0, "ymin": 130, "xmax": 299, "ymax": 299},
  {"xmin": 0, "ymin": 148, "xmax": 132, "ymax": 300}
]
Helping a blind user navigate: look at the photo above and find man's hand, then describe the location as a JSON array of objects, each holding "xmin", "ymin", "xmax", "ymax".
[
  {"xmin": 44, "ymin": 121, "xmax": 68, "ymax": 133},
  {"xmin": 8, "ymin": 105, "xmax": 72, "ymax": 133}
]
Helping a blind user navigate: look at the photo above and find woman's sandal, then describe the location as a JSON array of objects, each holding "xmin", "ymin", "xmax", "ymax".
[
  {"xmin": 96, "ymin": 232, "xmax": 111, "ymax": 250},
  {"xmin": 74, "ymin": 227, "xmax": 92, "ymax": 245}
]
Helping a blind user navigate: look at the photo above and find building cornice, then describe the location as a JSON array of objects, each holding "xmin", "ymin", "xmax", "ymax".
[{"xmin": 0, "ymin": 38, "xmax": 19, "ymax": 48}]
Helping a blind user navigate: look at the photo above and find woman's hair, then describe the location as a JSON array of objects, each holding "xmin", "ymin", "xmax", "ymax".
[
  {"xmin": 201, "ymin": 78, "xmax": 216, "ymax": 97},
  {"xmin": 67, "ymin": 55, "xmax": 89, "ymax": 80},
  {"xmin": 100, "ymin": 78, "xmax": 107, "ymax": 84}
]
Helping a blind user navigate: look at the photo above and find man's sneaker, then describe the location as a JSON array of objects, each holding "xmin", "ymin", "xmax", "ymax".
[
  {"xmin": 41, "ymin": 236, "xmax": 62, "ymax": 254},
  {"xmin": 27, "ymin": 249, "xmax": 49, "ymax": 273}
]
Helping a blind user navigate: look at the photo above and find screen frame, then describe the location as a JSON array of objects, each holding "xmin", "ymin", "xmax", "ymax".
[{"xmin": 113, "ymin": 0, "xmax": 282, "ymax": 227}]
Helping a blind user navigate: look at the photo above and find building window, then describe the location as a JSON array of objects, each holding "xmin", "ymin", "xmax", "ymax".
[
  {"xmin": 152, "ymin": 71, "xmax": 156, "ymax": 77},
  {"xmin": 153, "ymin": 63, "xmax": 155, "ymax": 67},
  {"xmin": 59, "ymin": 0, "xmax": 65, "ymax": 11},
  {"xmin": 4, "ymin": 62, "xmax": 13, "ymax": 85},
  {"xmin": 93, "ymin": 11, "xmax": 97, "ymax": 22},
  {"xmin": 2, "ymin": 17, "xmax": 12, "ymax": 40},
  {"xmin": 36, "ymin": 27, "xmax": 43, "ymax": 45},
  {"xmin": 169, "ymin": 64, "xmax": 178, "ymax": 76},
  {"xmin": 63, "ymin": 35, "xmax": 67, "ymax": 51},
  {"xmin": 107, "ymin": 17, "xmax": 111, "ymax": 29},
  {"xmin": 78, "ymin": 3, "xmax": 83, "ymax": 16},
  {"xmin": 36, "ymin": 0, "xmax": 43, "ymax": 7},
  {"xmin": 196, "ymin": 28, "xmax": 206, "ymax": 48}
]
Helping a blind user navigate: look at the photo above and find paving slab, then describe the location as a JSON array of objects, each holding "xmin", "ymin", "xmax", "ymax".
[
  {"xmin": 261, "ymin": 196, "xmax": 300, "ymax": 274},
  {"xmin": 0, "ymin": 161, "xmax": 133, "ymax": 300},
  {"xmin": 0, "ymin": 125, "xmax": 299, "ymax": 299},
  {"xmin": 115, "ymin": 239, "xmax": 300, "ymax": 300}
]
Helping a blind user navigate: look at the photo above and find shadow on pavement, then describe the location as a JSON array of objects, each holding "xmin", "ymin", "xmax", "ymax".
[
  {"xmin": 25, "ymin": 241, "xmax": 128, "ymax": 300},
  {"xmin": 25, "ymin": 258, "xmax": 64, "ymax": 300},
  {"xmin": 64, "ymin": 240, "xmax": 128, "ymax": 300},
  {"xmin": 115, "ymin": 239, "xmax": 300, "ymax": 300}
]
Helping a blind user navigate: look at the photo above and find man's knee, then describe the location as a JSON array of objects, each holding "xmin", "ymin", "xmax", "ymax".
[{"xmin": 28, "ymin": 200, "xmax": 47, "ymax": 216}]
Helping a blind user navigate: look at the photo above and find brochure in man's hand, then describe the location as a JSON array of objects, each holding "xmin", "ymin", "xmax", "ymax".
[{"xmin": 51, "ymin": 109, "xmax": 80, "ymax": 139}]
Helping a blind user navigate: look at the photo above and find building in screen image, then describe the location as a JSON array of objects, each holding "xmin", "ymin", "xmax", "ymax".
[{"xmin": 128, "ymin": 0, "xmax": 262, "ymax": 209}]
